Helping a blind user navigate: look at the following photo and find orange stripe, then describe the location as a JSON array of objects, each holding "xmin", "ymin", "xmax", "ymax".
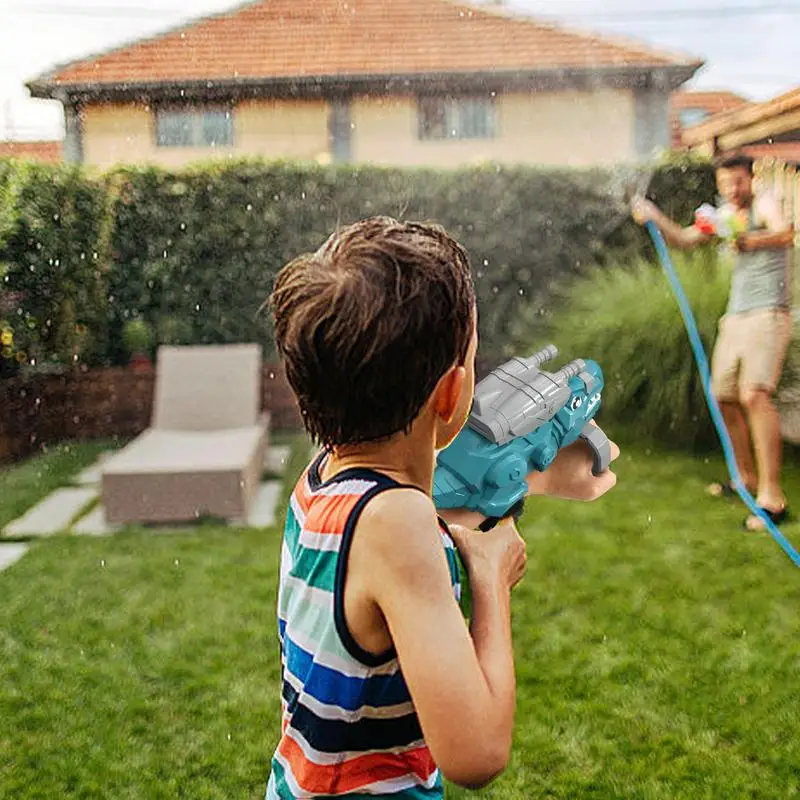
[
  {"xmin": 304, "ymin": 492, "xmax": 365, "ymax": 537},
  {"xmin": 279, "ymin": 734, "xmax": 436, "ymax": 794},
  {"xmin": 293, "ymin": 473, "xmax": 317, "ymax": 515}
]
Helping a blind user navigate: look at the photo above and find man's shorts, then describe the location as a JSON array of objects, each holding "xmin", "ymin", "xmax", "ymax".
[{"xmin": 711, "ymin": 307, "xmax": 793, "ymax": 400}]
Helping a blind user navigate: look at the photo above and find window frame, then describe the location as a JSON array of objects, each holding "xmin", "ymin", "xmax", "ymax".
[
  {"xmin": 417, "ymin": 94, "xmax": 498, "ymax": 141},
  {"xmin": 154, "ymin": 104, "xmax": 236, "ymax": 149}
]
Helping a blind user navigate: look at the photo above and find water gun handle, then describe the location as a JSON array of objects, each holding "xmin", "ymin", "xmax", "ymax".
[
  {"xmin": 477, "ymin": 423, "xmax": 611, "ymax": 531},
  {"xmin": 478, "ymin": 498, "xmax": 526, "ymax": 532}
]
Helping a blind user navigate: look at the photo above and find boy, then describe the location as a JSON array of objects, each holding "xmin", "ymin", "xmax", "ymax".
[{"xmin": 265, "ymin": 216, "xmax": 619, "ymax": 798}]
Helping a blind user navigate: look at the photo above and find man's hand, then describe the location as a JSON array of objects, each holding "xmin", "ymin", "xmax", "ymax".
[
  {"xmin": 526, "ymin": 428, "xmax": 620, "ymax": 501},
  {"xmin": 631, "ymin": 195, "xmax": 661, "ymax": 226},
  {"xmin": 446, "ymin": 518, "xmax": 527, "ymax": 590}
]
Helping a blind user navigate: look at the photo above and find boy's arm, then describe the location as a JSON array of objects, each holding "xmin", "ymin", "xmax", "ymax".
[
  {"xmin": 361, "ymin": 490, "xmax": 525, "ymax": 789},
  {"xmin": 438, "ymin": 429, "xmax": 620, "ymax": 530}
]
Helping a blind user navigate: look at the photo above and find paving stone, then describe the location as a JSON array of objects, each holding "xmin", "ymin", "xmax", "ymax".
[
  {"xmin": 3, "ymin": 487, "xmax": 98, "ymax": 538},
  {"xmin": 74, "ymin": 452, "xmax": 113, "ymax": 486},
  {"xmin": 0, "ymin": 543, "xmax": 29, "ymax": 572},
  {"xmin": 72, "ymin": 505, "xmax": 119, "ymax": 536},
  {"xmin": 247, "ymin": 481, "xmax": 283, "ymax": 529},
  {"xmin": 264, "ymin": 445, "xmax": 292, "ymax": 475}
]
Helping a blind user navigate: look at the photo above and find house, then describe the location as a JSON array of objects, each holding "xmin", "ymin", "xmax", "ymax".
[
  {"xmin": 682, "ymin": 87, "xmax": 800, "ymax": 164},
  {"xmin": 669, "ymin": 89, "xmax": 749, "ymax": 150},
  {"xmin": 25, "ymin": 0, "xmax": 702, "ymax": 171},
  {"xmin": 0, "ymin": 140, "xmax": 62, "ymax": 163}
]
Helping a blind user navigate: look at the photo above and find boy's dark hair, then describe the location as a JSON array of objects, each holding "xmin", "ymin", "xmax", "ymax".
[
  {"xmin": 714, "ymin": 151, "xmax": 754, "ymax": 174},
  {"xmin": 269, "ymin": 216, "xmax": 476, "ymax": 448}
]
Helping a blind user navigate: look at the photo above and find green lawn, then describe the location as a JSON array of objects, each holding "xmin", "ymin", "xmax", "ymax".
[{"xmin": 3, "ymin": 436, "xmax": 800, "ymax": 798}]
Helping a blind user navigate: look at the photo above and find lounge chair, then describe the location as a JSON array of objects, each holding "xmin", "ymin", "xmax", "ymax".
[{"xmin": 101, "ymin": 343, "xmax": 270, "ymax": 525}]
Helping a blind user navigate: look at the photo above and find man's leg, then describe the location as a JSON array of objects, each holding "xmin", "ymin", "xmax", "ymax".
[
  {"xmin": 708, "ymin": 315, "xmax": 757, "ymax": 495},
  {"xmin": 741, "ymin": 388, "xmax": 785, "ymax": 510},
  {"xmin": 740, "ymin": 310, "xmax": 792, "ymax": 529},
  {"xmin": 717, "ymin": 399, "xmax": 758, "ymax": 492}
]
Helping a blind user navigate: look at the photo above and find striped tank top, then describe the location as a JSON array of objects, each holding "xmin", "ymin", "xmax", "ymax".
[{"xmin": 266, "ymin": 449, "xmax": 462, "ymax": 799}]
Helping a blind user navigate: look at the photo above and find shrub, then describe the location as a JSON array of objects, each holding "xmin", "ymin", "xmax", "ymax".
[
  {"xmin": 544, "ymin": 246, "xmax": 734, "ymax": 451},
  {"xmin": 0, "ymin": 154, "xmax": 716, "ymax": 373},
  {"xmin": 0, "ymin": 160, "xmax": 111, "ymax": 369},
  {"xmin": 122, "ymin": 318, "xmax": 153, "ymax": 357}
]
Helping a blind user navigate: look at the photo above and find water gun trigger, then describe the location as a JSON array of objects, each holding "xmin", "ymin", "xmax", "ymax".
[{"xmin": 478, "ymin": 498, "xmax": 526, "ymax": 532}]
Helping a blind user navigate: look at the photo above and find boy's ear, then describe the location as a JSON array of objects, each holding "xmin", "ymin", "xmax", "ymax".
[{"xmin": 433, "ymin": 364, "xmax": 466, "ymax": 424}]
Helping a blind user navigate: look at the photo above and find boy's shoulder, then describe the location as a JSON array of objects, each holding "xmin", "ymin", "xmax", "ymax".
[{"xmin": 353, "ymin": 485, "xmax": 449, "ymax": 577}]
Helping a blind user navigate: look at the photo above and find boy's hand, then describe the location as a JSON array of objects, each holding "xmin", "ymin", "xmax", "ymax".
[
  {"xmin": 526, "ymin": 426, "xmax": 620, "ymax": 501},
  {"xmin": 436, "ymin": 428, "xmax": 620, "ymax": 530},
  {"xmin": 446, "ymin": 519, "xmax": 527, "ymax": 590}
]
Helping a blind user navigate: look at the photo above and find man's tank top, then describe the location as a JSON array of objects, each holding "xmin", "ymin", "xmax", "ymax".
[
  {"xmin": 266, "ymin": 450, "xmax": 462, "ymax": 799},
  {"xmin": 726, "ymin": 201, "xmax": 792, "ymax": 315}
]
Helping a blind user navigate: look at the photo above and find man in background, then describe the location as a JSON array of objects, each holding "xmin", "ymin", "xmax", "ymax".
[{"xmin": 632, "ymin": 152, "xmax": 795, "ymax": 530}]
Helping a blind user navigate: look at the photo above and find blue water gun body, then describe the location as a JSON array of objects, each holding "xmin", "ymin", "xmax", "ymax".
[{"xmin": 433, "ymin": 345, "xmax": 611, "ymax": 530}]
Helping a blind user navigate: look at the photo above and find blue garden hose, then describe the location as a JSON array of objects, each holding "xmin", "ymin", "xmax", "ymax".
[{"xmin": 645, "ymin": 220, "xmax": 800, "ymax": 567}]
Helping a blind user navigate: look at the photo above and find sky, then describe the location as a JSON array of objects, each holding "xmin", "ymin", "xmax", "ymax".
[{"xmin": 1, "ymin": 0, "xmax": 798, "ymax": 141}]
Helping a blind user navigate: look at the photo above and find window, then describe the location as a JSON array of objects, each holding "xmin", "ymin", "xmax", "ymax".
[
  {"xmin": 155, "ymin": 107, "xmax": 234, "ymax": 148},
  {"xmin": 418, "ymin": 96, "xmax": 496, "ymax": 140},
  {"xmin": 679, "ymin": 108, "xmax": 709, "ymax": 129}
]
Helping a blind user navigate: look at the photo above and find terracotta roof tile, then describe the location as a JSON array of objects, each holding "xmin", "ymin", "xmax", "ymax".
[
  {"xmin": 671, "ymin": 90, "xmax": 749, "ymax": 114},
  {"xmin": 32, "ymin": 0, "xmax": 700, "ymax": 89},
  {"xmin": 669, "ymin": 89, "xmax": 750, "ymax": 148},
  {"xmin": 0, "ymin": 140, "xmax": 62, "ymax": 162}
]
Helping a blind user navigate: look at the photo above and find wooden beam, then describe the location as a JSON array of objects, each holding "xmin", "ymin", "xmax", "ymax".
[{"xmin": 719, "ymin": 108, "xmax": 800, "ymax": 150}]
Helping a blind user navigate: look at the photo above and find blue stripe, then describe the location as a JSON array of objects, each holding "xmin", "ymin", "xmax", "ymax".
[
  {"xmin": 282, "ymin": 681, "xmax": 423, "ymax": 754},
  {"xmin": 278, "ymin": 620, "xmax": 411, "ymax": 711}
]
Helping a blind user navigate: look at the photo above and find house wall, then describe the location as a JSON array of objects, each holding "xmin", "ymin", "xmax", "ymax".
[
  {"xmin": 81, "ymin": 99, "xmax": 329, "ymax": 170},
  {"xmin": 351, "ymin": 89, "xmax": 636, "ymax": 167},
  {"xmin": 78, "ymin": 88, "xmax": 652, "ymax": 170}
]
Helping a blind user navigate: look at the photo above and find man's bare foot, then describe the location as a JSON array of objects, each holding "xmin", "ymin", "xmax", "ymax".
[{"xmin": 743, "ymin": 495, "xmax": 788, "ymax": 530}]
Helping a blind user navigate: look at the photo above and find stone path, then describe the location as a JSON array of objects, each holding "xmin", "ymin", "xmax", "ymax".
[
  {"xmin": 1, "ymin": 444, "xmax": 294, "ymax": 563},
  {"xmin": 0, "ymin": 543, "xmax": 29, "ymax": 572},
  {"xmin": 3, "ymin": 487, "xmax": 98, "ymax": 538}
]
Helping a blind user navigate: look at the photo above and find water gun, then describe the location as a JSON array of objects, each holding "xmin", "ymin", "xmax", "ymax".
[
  {"xmin": 694, "ymin": 203, "xmax": 747, "ymax": 241},
  {"xmin": 433, "ymin": 345, "xmax": 612, "ymax": 531}
]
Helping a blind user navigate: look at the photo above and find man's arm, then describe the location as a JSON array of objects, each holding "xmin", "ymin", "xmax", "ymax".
[
  {"xmin": 631, "ymin": 196, "xmax": 709, "ymax": 250},
  {"xmin": 362, "ymin": 490, "xmax": 525, "ymax": 789},
  {"xmin": 739, "ymin": 193, "xmax": 795, "ymax": 251}
]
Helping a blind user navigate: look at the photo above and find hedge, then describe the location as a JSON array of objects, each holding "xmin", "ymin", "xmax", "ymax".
[{"xmin": 0, "ymin": 153, "xmax": 716, "ymax": 375}]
